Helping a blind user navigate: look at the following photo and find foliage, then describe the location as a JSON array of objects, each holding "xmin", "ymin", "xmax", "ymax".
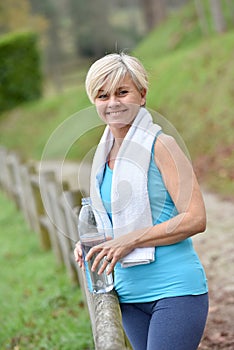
[
  {"xmin": 135, "ymin": 0, "xmax": 234, "ymax": 63},
  {"xmin": 135, "ymin": 2, "xmax": 205, "ymax": 64},
  {"xmin": 0, "ymin": 31, "xmax": 42, "ymax": 113},
  {"xmin": 0, "ymin": 0, "xmax": 48, "ymax": 35},
  {"xmin": 0, "ymin": 191, "xmax": 94, "ymax": 349},
  {"xmin": 69, "ymin": 0, "xmax": 144, "ymax": 59}
]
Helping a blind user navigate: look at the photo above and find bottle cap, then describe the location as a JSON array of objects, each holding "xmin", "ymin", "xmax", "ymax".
[{"xmin": 81, "ymin": 197, "xmax": 91, "ymax": 206}]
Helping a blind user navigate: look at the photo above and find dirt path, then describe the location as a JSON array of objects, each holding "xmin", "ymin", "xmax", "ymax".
[
  {"xmin": 39, "ymin": 161, "xmax": 234, "ymax": 349},
  {"xmin": 193, "ymin": 191, "xmax": 234, "ymax": 349}
]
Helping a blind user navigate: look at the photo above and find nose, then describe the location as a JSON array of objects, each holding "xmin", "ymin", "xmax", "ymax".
[{"xmin": 108, "ymin": 94, "xmax": 120, "ymax": 108}]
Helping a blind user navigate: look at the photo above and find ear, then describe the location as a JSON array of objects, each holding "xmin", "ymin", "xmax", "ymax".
[{"xmin": 140, "ymin": 88, "xmax": 147, "ymax": 107}]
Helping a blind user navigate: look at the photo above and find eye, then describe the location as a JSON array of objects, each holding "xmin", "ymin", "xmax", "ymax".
[
  {"xmin": 97, "ymin": 93, "xmax": 109, "ymax": 100},
  {"xmin": 118, "ymin": 89, "xmax": 128, "ymax": 96}
]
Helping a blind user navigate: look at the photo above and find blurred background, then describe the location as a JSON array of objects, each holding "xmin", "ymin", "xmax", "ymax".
[
  {"xmin": 0, "ymin": 1, "xmax": 234, "ymax": 349},
  {"xmin": 0, "ymin": 0, "xmax": 232, "ymax": 92},
  {"xmin": 1, "ymin": 0, "xmax": 191, "ymax": 90}
]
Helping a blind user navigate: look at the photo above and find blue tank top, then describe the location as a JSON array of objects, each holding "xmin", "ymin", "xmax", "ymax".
[{"xmin": 100, "ymin": 144, "xmax": 208, "ymax": 303}]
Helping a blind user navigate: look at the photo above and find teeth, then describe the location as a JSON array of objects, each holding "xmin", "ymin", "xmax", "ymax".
[{"xmin": 107, "ymin": 110, "xmax": 126, "ymax": 116}]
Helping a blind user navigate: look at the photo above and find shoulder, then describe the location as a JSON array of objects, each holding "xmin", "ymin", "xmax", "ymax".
[
  {"xmin": 154, "ymin": 133, "xmax": 182, "ymax": 160},
  {"xmin": 154, "ymin": 133, "xmax": 192, "ymax": 172},
  {"xmin": 155, "ymin": 133, "xmax": 178, "ymax": 149}
]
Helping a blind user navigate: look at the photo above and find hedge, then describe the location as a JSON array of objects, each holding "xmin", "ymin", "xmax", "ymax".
[{"xmin": 0, "ymin": 31, "xmax": 42, "ymax": 113}]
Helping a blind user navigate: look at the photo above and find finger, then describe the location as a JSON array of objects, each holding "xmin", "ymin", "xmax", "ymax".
[
  {"xmin": 98, "ymin": 258, "xmax": 116, "ymax": 275},
  {"xmin": 74, "ymin": 248, "xmax": 79, "ymax": 261},
  {"xmin": 74, "ymin": 246, "xmax": 82, "ymax": 260},
  {"xmin": 74, "ymin": 245, "xmax": 85, "ymax": 270},
  {"xmin": 97, "ymin": 256, "xmax": 112, "ymax": 275},
  {"xmin": 90, "ymin": 250, "xmax": 108, "ymax": 272},
  {"xmin": 79, "ymin": 260, "xmax": 85, "ymax": 271},
  {"xmin": 75, "ymin": 241, "xmax": 81, "ymax": 249},
  {"xmin": 74, "ymin": 241, "xmax": 82, "ymax": 256},
  {"xmin": 105, "ymin": 256, "xmax": 117, "ymax": 275},
  {"xmin": 85, "ymin": 245, "xmax": 103, "ymax": 262}
]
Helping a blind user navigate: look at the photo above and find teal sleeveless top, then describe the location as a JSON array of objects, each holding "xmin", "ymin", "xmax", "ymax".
[{"xmin": 100, "ymin": 142, "xmax": 208, "ymax": 303}]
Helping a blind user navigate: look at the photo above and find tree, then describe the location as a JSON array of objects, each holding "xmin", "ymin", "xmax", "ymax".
[
  {"xmin": 194, "ymin": 0, "xmax": 209, "ymax": 35},
  {"xmin": 209, "ymin": 0, "xmax": 226, "ymax": 33},
  {"xmin": 69, "ymin": 0, "xmax": 115, "ymax": 58},
  {"xmin": 0, "ymin": 0, "xmax": 47, "ymax": 35},
  {"xmin": 139, "ymin": 0, "xmax": 167, "ymax": 32}
]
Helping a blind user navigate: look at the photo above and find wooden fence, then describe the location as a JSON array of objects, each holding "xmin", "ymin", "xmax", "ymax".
[{"xmin": 0, "ymin": 146, "xmax": 132, "ymax": 350}]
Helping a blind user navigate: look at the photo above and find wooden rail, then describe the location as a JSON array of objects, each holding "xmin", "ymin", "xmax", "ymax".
[{"xmin": 0, "ymin": 146, "xmax": 132, "ymax": 350}]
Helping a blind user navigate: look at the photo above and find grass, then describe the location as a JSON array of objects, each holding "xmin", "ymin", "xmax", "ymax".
[
  {"xmin": 135, "ymin": 31, "xmax": 234, "ymax": 197},
  {"xmin": 0, "ymin": 191, "xmax": 94, "ymax": 350}
]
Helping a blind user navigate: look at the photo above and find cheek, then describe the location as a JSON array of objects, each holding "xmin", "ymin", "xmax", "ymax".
[{"xmin": 95, "ymin": 104, "xmax": 107, "ymax": 121}]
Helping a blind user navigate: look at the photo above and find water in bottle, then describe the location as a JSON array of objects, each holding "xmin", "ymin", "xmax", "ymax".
[{"xmin": 78, "ymin": 197, "xmax": 114, "ymax": 294}]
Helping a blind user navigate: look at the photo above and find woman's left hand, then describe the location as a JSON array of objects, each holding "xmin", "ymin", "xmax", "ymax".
[{"xmin": 85, "ymin": 235, "xmax": 135, "ymax": 275}]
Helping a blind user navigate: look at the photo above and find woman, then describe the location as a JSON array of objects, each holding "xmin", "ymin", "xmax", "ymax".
[{"xmin": 74, "ymin": 53, "xmax": 208, "ymax": 350}]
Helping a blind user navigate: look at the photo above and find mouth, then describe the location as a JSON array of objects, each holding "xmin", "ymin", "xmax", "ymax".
[{"xmin": 106, "ymin": 109, "xmax": 128, "ymax": 117}]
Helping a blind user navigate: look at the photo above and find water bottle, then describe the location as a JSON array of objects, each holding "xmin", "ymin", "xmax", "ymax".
[{"xmin": 78, "ymin": 197, "xmax": 114, "ymax": 294}]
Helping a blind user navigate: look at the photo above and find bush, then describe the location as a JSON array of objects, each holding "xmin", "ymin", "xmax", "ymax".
[{"xmin": 0, "ymin": 31, "xmax": 42, "ymax": 113}]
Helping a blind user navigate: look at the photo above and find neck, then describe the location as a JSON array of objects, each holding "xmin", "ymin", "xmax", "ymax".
[{"xmin": 109, "ymin": 124, "xmax": 131, "ymax": 142}]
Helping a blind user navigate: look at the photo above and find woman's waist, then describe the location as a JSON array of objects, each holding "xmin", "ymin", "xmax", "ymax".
[{"xmin": 115, "ymin": 239, "xmax": 202, "ymax": 274}]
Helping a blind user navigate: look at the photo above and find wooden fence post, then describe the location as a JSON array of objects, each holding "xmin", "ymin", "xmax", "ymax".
[
  {"xmin": 19, "ymin": 163, "xmax": 41, "ymax": 232},
  {"xmin": 46, "ymin": 180, "xmax": 79, "ymax": 284},
  {"xmin": 5, "ymin": 153, "xmax": 26, "ymax": 210},
  {"xmin": 60, "ymin": 189, "xmax": 97, "ymax": 335},
  {"xmin": 62, "ymin": 190, "xmax": 82, "ymax": 243},
  {"xmin": 93, "ymin": 291, "xmax": 132, "ymax": 350},
  {"xmin": 29, "ymin": 172, "xmax": 52, "ymax": 250},
  {"xmin": 60, "ymin": 190, "xmax": 83, "ymax": 282},
  {"xmin": 38, "ymin": 171, "xmax": 65, "ymax": 262},
  {"xmin": 0, "ymin": 146, "xmax": 10, "ymax": 194}
]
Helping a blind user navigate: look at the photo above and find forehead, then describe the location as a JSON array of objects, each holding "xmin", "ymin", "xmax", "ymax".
[{"xmin": 100, "ymin": 74, "xmax": 136, "ymax": 92}]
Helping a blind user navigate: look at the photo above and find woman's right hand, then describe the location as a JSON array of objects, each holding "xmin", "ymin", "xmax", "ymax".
[{"xmin": 74, "ymin": 241, "xmax": 85, "ymax": 270}]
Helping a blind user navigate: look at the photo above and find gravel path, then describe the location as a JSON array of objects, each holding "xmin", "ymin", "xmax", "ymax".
[{"xmin": 194, "ymin": 191, "xmax": 234, "ymax": 349}]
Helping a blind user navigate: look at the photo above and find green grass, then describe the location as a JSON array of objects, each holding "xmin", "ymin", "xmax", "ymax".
[
  {"xmin": 0, "ymin": 191, "xmax": 94, "ymax": 350},
  {"xmin": 135, "ymin": 30, "xmax": 234, "ymax": 197}
]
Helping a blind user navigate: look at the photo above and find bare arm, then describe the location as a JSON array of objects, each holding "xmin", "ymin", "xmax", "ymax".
[
  {"xmin": 134, "ymin": 133, "xmax": 206, "ymax": 246},
  {"xmin": 84, "ymin": 134, "xmax": 206, "ymax": 274}
]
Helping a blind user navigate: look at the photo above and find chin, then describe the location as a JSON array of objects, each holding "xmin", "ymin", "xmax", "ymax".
[{"xmin": 109, "ymin": 121, "xmax": 130, "ymax": 129}]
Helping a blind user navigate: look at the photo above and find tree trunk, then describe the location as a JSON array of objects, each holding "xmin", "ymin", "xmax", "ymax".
[
  {"xmin": 209, "ymin": 0, "xmax": 226, "ymax": 33},
  {"xmin": 194, "ymin": 0, "xmax": 209, "ymax": 35},
  {"xmin": 225, "ymin": 0, "xmax": 234, "ymax": 24},
  {"xmin": 140, "ymin": 0, "xmax": 167, "ymax": 32}
]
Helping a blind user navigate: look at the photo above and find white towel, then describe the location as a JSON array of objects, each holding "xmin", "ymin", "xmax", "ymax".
[{"xmin": 90, "ymin": 107, "xmax": 161, "ymax": 267}]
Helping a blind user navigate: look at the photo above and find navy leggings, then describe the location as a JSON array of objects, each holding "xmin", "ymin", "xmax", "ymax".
[{"xmin": 120, "ymin": 293, "xmax": 208, "ymax": 350}]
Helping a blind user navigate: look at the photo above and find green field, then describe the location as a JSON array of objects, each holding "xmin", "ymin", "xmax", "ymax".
[{"xmin": 0, "ymin": 192, "xmax": 94, "ymax": 349}]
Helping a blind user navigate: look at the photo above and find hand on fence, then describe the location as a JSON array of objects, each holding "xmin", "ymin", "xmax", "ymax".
[{"xmin": 74, "ymin": 241, "xmax": 85, "ymax": 270}]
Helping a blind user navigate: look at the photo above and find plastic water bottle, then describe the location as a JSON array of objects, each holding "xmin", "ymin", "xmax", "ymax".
[{"xmin": 78, "ymin": 197, "xmax": 114, "ymax": 294}]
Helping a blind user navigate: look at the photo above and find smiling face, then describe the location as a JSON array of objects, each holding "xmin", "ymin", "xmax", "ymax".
[{"xmin": 94, "ymin": 74, "xmax": 146, "ymax": 130}]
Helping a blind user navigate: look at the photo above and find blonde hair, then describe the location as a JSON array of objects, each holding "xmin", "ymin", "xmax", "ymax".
[{"xmin": 85, "ymin": 53, "xmax": 148, "ymax": 103}]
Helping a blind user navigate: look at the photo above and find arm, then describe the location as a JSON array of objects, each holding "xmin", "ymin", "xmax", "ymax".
[
  {"xmin": 132, "ymin": 134, "xmax": 206, "ymax": 246},
  {"xmin": 85, "ymin": 134, "xmax": 206, "ymax": 274}
]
